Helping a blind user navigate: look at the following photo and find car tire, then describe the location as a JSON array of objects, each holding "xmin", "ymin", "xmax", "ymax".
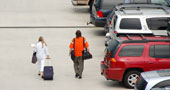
[{"xmin": 123, "ymin": 70, "xmax": 140, "ymax": 89}]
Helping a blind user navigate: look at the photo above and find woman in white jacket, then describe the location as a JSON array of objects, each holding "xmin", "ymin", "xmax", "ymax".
[{"xmin": 35, "ymin": 36, "xmax": 50, "ymax": 78}]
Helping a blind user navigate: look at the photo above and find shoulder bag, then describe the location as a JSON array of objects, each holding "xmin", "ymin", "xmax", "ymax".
[
  {"xmin": 71, "ymin": 38, "xmax": 75, "ymax": 60},
  {"xmin": 32, "ymin": 52, "xmax": 37, "ymax": 64},
  {"xmin": 82, "ymin": 37, "xmax": 92, "ymax": 60}
]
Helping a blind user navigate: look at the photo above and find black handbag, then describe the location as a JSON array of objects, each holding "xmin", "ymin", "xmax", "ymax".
[
  {"xmin": 70, "ymin": 38, "xmax": 75, "ymax": 60},
  {"xmin": 82, "ymin": 48, "xmax": 92, "ymax": 60},
  {"xmin": 71, "ymin": 50, "xmax": 75, "ymax": 60},
  {"xmin": 32, "ymin": 52, "xmax": 37, "ymax": 64},
  {"xmin": 82, "ymin": 37, "xmax": 92, "ymax": 60}
]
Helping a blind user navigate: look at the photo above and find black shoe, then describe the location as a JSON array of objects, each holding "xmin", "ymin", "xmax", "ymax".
[
  {"xmin": 78, "ymin": 76, "xmax": 82, "ymax": 79},
  {"xmin": 75, "ymin": 74, "xmax": 79, "ymax": 78}
]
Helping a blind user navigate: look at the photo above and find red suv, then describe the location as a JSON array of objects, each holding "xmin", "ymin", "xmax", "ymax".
[{"xmin": 100, "ymin": 35, "xmax": 170, "ymax": 89}]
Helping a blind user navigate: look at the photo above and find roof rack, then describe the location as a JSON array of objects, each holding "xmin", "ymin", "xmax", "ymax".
[
  {"xmin": 118, "ymin": 34, "xmax": 170, "ymax": 43},
  {"xmin": 120, "ymin": 9, "xmax": 143, "ymax": 15},
  {"xmin": 115, "ymin": 3, "xmax": 170, "ymax": 14},
  {"xmin": 123, "ymin": 39, "xmax": 170, "ymax": 43}
]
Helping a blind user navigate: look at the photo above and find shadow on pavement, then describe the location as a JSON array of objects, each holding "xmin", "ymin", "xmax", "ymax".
[
  {"xmin": 92, "ymin": 28, "xmax": 106, "ymax": 36},
  {"xmin": 101, "ymin": 80, "xmax": 131, "ymax": 89},
  {"xmin": 73, "ymin": 6, "xmax": 90, "ymax": 13}
]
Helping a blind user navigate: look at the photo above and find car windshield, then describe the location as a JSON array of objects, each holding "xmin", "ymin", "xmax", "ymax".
[{"xmin": 146, "ymin": 17, "xmax": 170, "ymax": 30}]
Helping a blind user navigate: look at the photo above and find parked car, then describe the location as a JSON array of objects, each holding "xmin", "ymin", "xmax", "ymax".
[
  {"xmin": 101, "ymin": 35, "xmax": 170, "ymax": 88},
  {"xmin": 135, "ymin": 69, "xmax": 170, "ymax": 90},
  {"xmin": 90, "ymin": 0, "xmax": 124, "ymax": 27},
  {"xmin": 104, "ymin": 2, "xmax": 170, "ymax": 33},
  {"xmin": 104, "ymin": 3, "xmax": 170, "ymax": 46},
  {"xmin": 126, "ymin": 0, "xmax": 170, "ymax": 7},
  {"xmin": 71, "ymin": 0, "xmax": 94, "ymax": 11}
]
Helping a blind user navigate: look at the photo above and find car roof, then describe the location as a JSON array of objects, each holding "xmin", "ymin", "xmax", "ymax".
[
  {"xmin": 114, "ymin": 3, "xmax": 170, "ymax": 16},
  {"xmin": 107, "ymin": 35, "xmax": 170, "ymax": 52},
  {"xmin": 141, "ymin": 69, "xmax": 170, "ymax": 82},
  {"xmin": 116, "ymin": 9, "xmax": 170, "ymax": 17},
  {"xmin": 141, "ymin": 69, "xmax": 170, "ymax": 89}
]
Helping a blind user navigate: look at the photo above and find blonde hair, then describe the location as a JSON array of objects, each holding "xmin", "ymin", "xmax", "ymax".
[{"xmin": 38, "ymin": 36, "xmax": 47, "ymax": 48}]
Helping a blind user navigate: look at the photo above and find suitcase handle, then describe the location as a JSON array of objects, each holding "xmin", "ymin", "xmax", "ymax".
[{"xmin": 45, "ymin": 60, "xmax": 52, "ymax": 66}]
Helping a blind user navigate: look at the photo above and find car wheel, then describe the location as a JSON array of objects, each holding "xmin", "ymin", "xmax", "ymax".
[{"xmin": 123, "ymin": 70, "xmax": 140, "ymax": 89}]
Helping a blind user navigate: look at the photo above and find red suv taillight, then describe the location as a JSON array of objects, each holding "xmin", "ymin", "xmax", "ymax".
[
  {"xmin": 114, "ymin": 30, "xmax": 117, "ymax": 34},
  {"xmin": 108, "ymin": 58, "xmax": 116, "ymax": 67},
  {"xmin": 104, "ymin": 52, "xmax": 117, "ymax": 67},
  {"xmin": 97, "ymin": 11, "xmax": 103, "ymax": 18}
]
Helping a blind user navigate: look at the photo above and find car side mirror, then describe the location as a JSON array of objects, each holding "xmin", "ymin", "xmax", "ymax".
[
  {"xmin": 105, "ymin": 33, "xmax": 111, "ymax": 47},
  {"xmin": 105, "ymin": 33, "xmax": 111, "ymax": 39}
]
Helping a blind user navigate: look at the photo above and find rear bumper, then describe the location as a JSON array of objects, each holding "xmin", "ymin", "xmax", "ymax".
[
  {"xmin": 100, "ymin": 61, "xmax": 124, "ymax": 81},
  {"xmin": 71, "ymin": 0, "xmax": 87, "ymax": 6},
  {"xmin": 71, "ymin": 0, "xmax": 78, "ymax": 5},
  {"xmin": 90, "ymin": 15, "xmax": 106, "ymax": 27}
]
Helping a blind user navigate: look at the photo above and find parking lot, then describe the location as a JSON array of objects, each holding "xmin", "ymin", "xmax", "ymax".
[{"xmin": 0, "ymin": 0, "xmax": 131, "ymax": 90}]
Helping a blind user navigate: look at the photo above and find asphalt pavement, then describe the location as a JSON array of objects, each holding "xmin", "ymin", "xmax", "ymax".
[{"xmin": 0, "ymin": 0, "xmax": 131, "ymax": 90}]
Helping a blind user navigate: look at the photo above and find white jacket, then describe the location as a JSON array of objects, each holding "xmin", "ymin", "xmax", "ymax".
[{"xmin": 34, "ymin": 42, "xmax": 48, "ymax": 60}]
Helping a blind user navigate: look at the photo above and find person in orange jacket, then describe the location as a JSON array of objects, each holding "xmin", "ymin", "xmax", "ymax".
[{"xmin": 69, "ymin": 30, "xmax": 89, "ymax": 79}]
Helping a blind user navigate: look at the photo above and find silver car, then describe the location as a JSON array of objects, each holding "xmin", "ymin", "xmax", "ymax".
[{"xmin": 135, "ymin": 69, "xmax": 170, "ymax": 90}]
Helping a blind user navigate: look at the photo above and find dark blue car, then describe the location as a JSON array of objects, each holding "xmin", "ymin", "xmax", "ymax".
[{"xmin": 90, "ymin": 0, "xmax": 123, "ymax": 27}]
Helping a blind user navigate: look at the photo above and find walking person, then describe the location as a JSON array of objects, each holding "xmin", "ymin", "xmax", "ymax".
[
  {"xmin": 34, "ymin": 36, "xmax": 50, "ymax": 78},
  {"xmin": 69, "ymin": 30, "xmax": 89, "ymax": 79}
]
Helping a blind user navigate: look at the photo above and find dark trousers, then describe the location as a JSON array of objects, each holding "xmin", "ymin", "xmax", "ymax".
[{"xmin": 73, "ymin": 56, "xmax": 84, "ymax": 77}]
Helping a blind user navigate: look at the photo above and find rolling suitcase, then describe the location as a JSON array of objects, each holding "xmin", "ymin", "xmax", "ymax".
[{"xmin": 43, "ymin": 60, "xmax": 54, "ymax": 80}]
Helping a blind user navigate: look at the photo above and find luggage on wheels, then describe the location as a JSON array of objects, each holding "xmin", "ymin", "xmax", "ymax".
[{"xmin": 43, "ymin": 60, "xmax": 54, "ymax": 80}]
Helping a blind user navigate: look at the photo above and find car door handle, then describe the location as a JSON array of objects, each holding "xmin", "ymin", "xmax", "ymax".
[{"xmin": 148, "ymin": 61, "xmax": 154, "ymax": 64}]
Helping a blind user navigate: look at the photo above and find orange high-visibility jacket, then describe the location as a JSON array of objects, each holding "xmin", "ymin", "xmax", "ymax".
[{"xmin": 69, "ymin": 37, "xmax": 89, "ymax": 57}]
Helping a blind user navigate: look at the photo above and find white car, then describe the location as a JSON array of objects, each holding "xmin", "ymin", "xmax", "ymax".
[
  {"xmin": 135, "ymin": 69, "xmax": 170, "ymax": 90},
  {"xmin": 107, "ymin": 4, "xmax": 170, "ymax": 39}
]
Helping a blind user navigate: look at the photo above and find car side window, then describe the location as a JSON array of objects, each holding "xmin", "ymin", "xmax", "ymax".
[
  {"xmin": 146, "ymin": 17, "xmax": 169, "ymax": 30},
  {"xmin": 149, "ymin": 45, "xmax": 170, "ymax": 58},
  {"xmin": 119, "ymin": 45, "xmax": 144, "ymax": 56},
  {"xmin": 119, "ymin": 18, "xmax": 142, "ymax": 30}
]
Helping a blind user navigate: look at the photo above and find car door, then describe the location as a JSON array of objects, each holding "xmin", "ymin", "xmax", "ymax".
[
  {"xmin": 116, "ymin": 44, "xmax": 146, "ymax": 69},
  {"xmin": 145, "ymin": 43, "xmax": 170, "ymax": 71}
]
